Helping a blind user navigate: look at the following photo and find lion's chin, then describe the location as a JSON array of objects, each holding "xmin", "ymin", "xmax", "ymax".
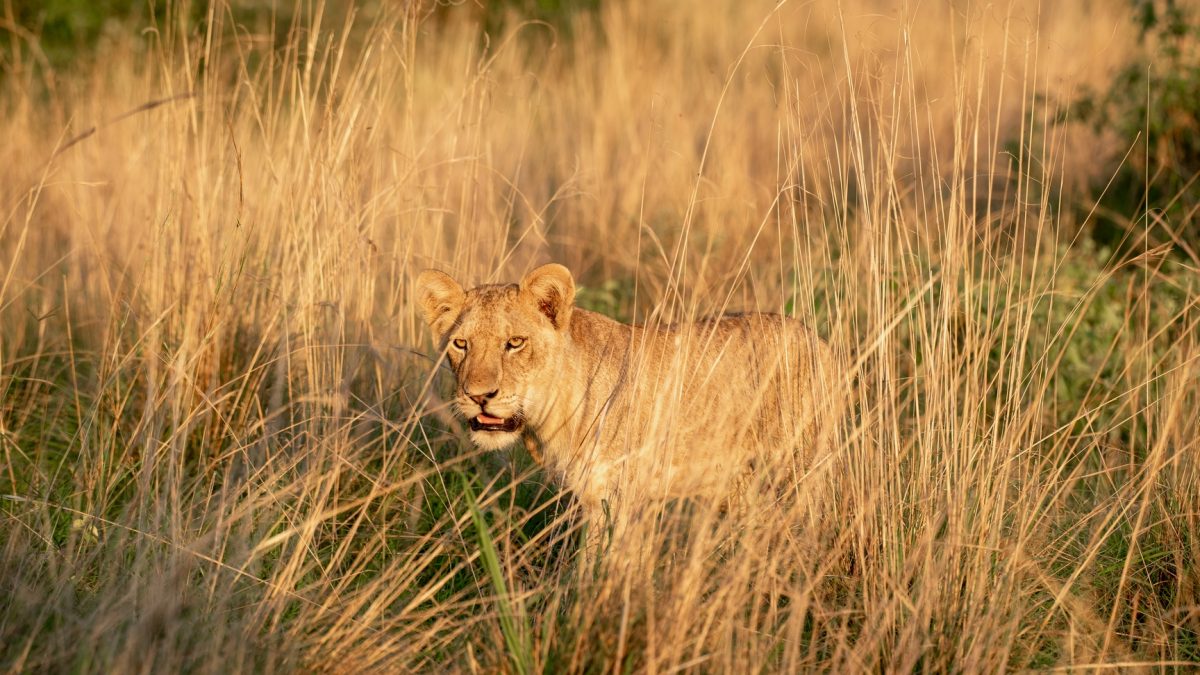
[{"xmin": 469, "ymin": 428, "xmax": 523, "ymax": 451}]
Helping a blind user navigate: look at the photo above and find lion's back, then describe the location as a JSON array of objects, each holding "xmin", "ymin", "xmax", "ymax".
[{"xmin": 575, "ymin": 310, "xmax": 838, "ymax": 498}]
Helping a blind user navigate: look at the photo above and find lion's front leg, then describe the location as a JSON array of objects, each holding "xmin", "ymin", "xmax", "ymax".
[{"xmin": 574, "ymin": 494, "xmax": 612, "ymax": 575}]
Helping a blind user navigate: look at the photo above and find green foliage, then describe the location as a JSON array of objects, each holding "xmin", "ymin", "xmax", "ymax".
[
  {"xmin": 2, "ymin": 1, "xmax": 296, "ymax": 77},
  {"xmin": 465, "ymin": 478, "xmax": 534, "ymax": 675},
  {"xmin": 1070, "ymin": 0, "xmax": 1200, "ymax": 253},
  {"xmin": 1051, "ymin": 246, "xmax": 1188, "ymax": 436},
  {"xmin": 4, "ymin": 0, "xmax": 156, "ymax": 69},
  {"xmin": 575, "ymin": 277, "xmax": 636, "ymax": 323}
]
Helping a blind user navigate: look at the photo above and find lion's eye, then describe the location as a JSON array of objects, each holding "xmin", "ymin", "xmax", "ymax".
[
  {"xmin": 506, "ymin": 337, "xmax": 526, "ymax": 351},
  {"xmin": 451, "ymin": 338, "xmax": 468, "ymax": 351}
]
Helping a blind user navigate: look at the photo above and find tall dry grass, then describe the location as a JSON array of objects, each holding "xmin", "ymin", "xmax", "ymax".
[{"xmin": 1, "ymin": 0, "xmax": 1198, "ymax": 671}]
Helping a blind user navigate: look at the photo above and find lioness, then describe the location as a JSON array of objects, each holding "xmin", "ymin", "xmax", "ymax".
[{"xmin": 416, "ymin": 264, "xmax": 837, "ymax": 545}]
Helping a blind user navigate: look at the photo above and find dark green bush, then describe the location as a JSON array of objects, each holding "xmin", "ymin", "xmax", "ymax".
[{"xmin": 1070, "ymin": 0, "xmax": 1200, "ymax": 256}]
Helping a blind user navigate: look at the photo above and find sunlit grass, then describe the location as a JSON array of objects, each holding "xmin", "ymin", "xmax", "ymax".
[{"xmin": 1, "ymin": 0, "xmax": 1197, "ymax": 671}]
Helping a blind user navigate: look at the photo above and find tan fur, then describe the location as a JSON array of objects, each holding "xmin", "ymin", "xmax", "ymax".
[{"xmin": 416, "ymin": 264, "xmax": 839, "ymax": 544}]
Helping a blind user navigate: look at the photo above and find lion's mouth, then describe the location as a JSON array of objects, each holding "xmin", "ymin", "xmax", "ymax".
[{"xmin": 468, "ymin": 413, "xmax": 523, "ymax": 433}]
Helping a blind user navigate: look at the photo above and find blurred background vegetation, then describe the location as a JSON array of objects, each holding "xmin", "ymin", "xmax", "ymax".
[
  {"xmin": 5, "ymin": 0, "xmax": 1197, "ymax": 255},
  {"xmin": 2, "ymin": 0, "xmax": 598, "ymax": 72},
  {"xmin": 1068, "ymin": 0, "xmax": 1200, "ymax": 255}
]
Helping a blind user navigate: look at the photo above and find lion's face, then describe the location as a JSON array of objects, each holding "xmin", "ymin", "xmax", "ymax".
[
  {"xmin": 416, "ymin": 264, "xmax": 575, "ymax": 450},
  {"xmin": 441, "ymin": 286, "xmax": 561, "ymax": 449}
]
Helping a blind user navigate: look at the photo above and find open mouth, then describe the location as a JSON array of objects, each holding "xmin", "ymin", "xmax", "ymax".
[{"xmin": 468, "ymin": 413, "xmax": 523, "ymax": 433}]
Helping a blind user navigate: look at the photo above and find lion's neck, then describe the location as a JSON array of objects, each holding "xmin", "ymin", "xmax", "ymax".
[{"xmin": 528, "ymin": 308, "xmax": 633, "ymax": 474}]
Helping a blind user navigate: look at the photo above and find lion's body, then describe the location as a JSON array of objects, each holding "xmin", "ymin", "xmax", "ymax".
[
  {"xmin": 535, "ymin": 308, "xmax": 835, "ymax": 510},
  {"xmin": 416, "ymin": 264, "xmax": 838, "ymax": 541}
]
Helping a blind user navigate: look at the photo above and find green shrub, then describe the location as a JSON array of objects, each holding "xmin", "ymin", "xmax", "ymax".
[{"xmin": 1071, "ymin": 0, "xmax": 1200, "ymax": 255}]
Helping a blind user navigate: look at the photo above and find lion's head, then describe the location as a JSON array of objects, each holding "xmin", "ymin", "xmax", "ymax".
[{"xmin": 415, "ymin": 264, "xmax": 575, "ymax": 450}]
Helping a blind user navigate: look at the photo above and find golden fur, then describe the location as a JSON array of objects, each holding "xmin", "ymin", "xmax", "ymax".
[{"xmin": 416, "ymin": 264, "xmax": 838, "ymax": 539}]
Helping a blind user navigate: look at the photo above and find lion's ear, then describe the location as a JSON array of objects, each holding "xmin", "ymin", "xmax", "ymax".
[
  {"xmin": 415, "ymin": 270, "xmax": 466, "ymax": 337},
  {"xmin": 520, "ymin": 263, "xmax": 575, "ymax": 330}
]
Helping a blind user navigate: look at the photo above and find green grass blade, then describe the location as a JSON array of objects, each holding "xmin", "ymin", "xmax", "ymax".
[{"xmin": 464, "ymin": 478, "xmax": 533, "ymax": 675}]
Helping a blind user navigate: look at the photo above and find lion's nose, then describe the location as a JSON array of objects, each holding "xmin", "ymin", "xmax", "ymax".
[{"xmin": 466, "ymin": 389, "xmax": 499, "ymax": 406}]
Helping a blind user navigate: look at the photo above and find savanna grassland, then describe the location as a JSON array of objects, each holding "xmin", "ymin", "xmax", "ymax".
[{"xmin": 1, "ymin": 0, "xmax": 1198, "ymax": 671}]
